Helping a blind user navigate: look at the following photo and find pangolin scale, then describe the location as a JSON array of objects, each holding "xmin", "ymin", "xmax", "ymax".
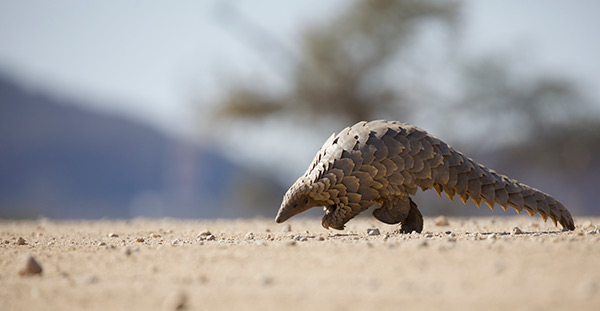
[{"xmin": 275, "ymin": 120, "xmax": 575, "ymax": 232}]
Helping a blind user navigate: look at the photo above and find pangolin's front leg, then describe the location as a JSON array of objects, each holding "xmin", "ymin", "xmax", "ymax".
[
  {"xmin": 322, "ymin": 201, "xmax": 372, "ymax": 230},
  {"xmin": 373, "ymin": 196, "xmax": 424, "ymax": 233}
]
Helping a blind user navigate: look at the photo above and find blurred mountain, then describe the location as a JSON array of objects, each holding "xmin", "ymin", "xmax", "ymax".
[{"xmin": 0, "ymin": 74, "xmax": 284, "ymax": 219}]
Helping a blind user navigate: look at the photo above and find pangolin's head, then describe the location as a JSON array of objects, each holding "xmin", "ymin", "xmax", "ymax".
[{"xmin": 275, "ymin": 177, "xmax": 323, "ymax": 224}]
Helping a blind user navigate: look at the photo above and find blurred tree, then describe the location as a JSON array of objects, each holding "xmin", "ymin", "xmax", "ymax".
[
  {"xmin": 206, "ymin": 0, "xmax": 600, "ymax": 215},
  {"xmin": 448, "ymin": 55, "xmax": 592, "ymax": 148},
  {"xmin": 217, "ymin": 0, "xmax": 460, "ymax": 125}
]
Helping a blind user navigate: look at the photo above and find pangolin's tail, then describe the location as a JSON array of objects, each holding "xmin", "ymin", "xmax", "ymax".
[{"xmin": 424, "ymin": 136, "xmax": 575, "ymax": 231}]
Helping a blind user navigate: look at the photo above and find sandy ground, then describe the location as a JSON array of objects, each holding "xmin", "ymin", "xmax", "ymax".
[{"xmin": 1, "ymin": 216, "xmax": 599, "ymax": 311}]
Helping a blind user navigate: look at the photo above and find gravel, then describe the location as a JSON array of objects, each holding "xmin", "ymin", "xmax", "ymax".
[
  {"xmin": 17, "ymin": 254, "xmax": 42, "ymax": 276},
  {"xmin": 434, "ymin": 216, "xmax": 450, "ymax": 226},
  {"xmin": 367, "ymin": 228, "xmax": 381, "ymax": 236}
]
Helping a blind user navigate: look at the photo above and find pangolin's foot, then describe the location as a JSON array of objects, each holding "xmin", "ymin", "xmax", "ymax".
[
  {"xmin": 321, "ymin": 205, "xmax": 345, "ymax": 230},
  {"xmin": 399, "ymin": 199, "xmax": 424, "ymax": 234}
]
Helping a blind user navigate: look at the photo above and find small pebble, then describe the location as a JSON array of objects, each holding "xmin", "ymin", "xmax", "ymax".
[
  {"xmin": 512, "ymin": 227, "xmax": 523, "ymax": 235},
  {"xmin": 17, "ymin": 254, "xmax": 42, "ymax": 276},
  {"xmin": 163, "ymin": 291, "xmax": 188, "ymax": 311},
  {"xmin": 151, "ymin": 233, "xmax": 161, "ymax": 238},
  {"xmin": 98, "ymin": 242, "xmax": 106, "ymax": 246},
  {"xmin": 108, "ymin": 233, "xmax": 119, "ymax": 238},
  {"xmin": 424, "ymin": 233, "xmax": 433, "ymax": 238},
  {"xmin": 258, "ymin": 274, "xmax": 273, "ymax": 286},
  {"xmin": 367, "ymin": 228, "xmax": 381, "ymax": 236},
  {"xmin": 122, "ymin": 247, "xmax": 133, "ymax": 256},
  {"xmin": 171, "ymin": 239, "xmax": 180, "ymax": 245},
  {"xmin": 444, "ymin": 231, "xmax": 452, "ymax": 235},
  {"xmin": 16, "ymin": 237, "xmax": 27, "ymax": 245},
  {"xmin": 491, "ymin": 260, "xmax": 506, "ymax": 274},
  {"xmin": 197, "ymin": 230, "xmax": 212, "ymax": 238},
  {"xmin": 317, "ymin": 236, "xmax": 325, "ymax": 241},
  {"xmin": 578, "ymin": 280, "xmax": 598, "ymax": 297},
  {"xmin": 77, "ymin": 274, "xmax": 99, "ymax": 285},
  {"xmin": 588, "ymin": 230, "xmax": 598, "ymax": 235},
  {"xmin": 434, "ymin": 216, "xmax": 450, "ymax": 226},
  {"xmin": 206, "ymin": 235, "xmax": 216, "ymax": 241},
  {"xmin": 245, "ymin": 232, "xmax": 255, "ymax": 240},
  {"xmin": 136, "ymin": 237, "xmax": 145, "ymax": 243}
]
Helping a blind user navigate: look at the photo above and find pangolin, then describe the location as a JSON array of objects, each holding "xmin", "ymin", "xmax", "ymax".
[{"xmin": 275, "ymin": 120, "xmax": 575, "ymax": 232}]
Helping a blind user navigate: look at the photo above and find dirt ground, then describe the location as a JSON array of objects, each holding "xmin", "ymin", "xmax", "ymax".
[{"xmin": 1, "ymin": 216, "xmax": 599, "ymax": 311}]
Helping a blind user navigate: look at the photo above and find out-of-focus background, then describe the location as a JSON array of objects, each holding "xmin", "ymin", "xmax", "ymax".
[{"xmin": 1, "ymin": 0, "xmax": 599, "ymax": 220}]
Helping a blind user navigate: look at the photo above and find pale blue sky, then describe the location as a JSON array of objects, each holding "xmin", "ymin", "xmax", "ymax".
[{"xmin": 1, "ymin": 0, "xmax": 599, "ymax": 141}]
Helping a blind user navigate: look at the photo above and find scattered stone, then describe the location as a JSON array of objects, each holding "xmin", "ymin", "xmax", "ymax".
[
  {"xmin": 163, "ymin": 291, "xmax": 188, "ymax": 311},
  {"xmin": 587, "ymin": 230, "xmax": 598, "ymax": 235},
  {"xmin": 317, "ymin": 236, "xmax": 325, "ymax": 241},
  {"xmin": 487, "ymin": 234, "xmax": 497, "ymax": 240},
  {"xmin": 444, "ymin": 231, "xmax": 452, "ymax": 235},
  {"xmin": 136, "ymin": 237, "xmax": 145, "ymax": 243},
  {"xmin": 77, "ymin": 274, "xmax": 99, "ymax": 285},
  {"xmin": 367, "ymin": 228, "xmax": 381, "ymax": 236},
  {"xmin": 424, "ymin": 233, "xmax": 433, "ymax": 238},
  {"xmin": 4, "ymin": 240, "xmax": 10, "ymax": 244},
  {"xmin": 17, "ymin": 254, "xmax": 42, "ymax": 276},
  {"xmin": 122, "ymin": 247, "xmax": 133, "ymax": 256},
  {"xmin": 512, "ymin": 227, "xmax": 523, "ymax": 235},
  {"xmin": 491, "ymin": 260, "xmax": 506, "ymax": 274},
  {"xmin": 282, "ymin": 224, "xmax": 292, "ymax": 232},
  {"xmin": 108, "ymin": 233, "xmax": 119, "ymax": 238},
  {"xmin": 578, "ymin": 279, "xmax": 598, "ymax": 297},
  {"xmin": 245, "ymin": 232, "xmax": 255, "ymax": 240},
  {"xmin": 198, "ymin": 234, "xmax": 216, "ymax": 242},
  {"xmin": 16, "ymin": 237, "xmax": 27, "ymax": 245},
  {"xmin": 98, "ymin": 241, "xmax": 106, "ymax": 246},
  {"xmin": 561, "ymin": 228, "xmax": 569, "ymax": 232},
  {"xmin": 197, "ymin": 230, "xmax": 212, "ymax": 238},
  {"xmin": 258, "ymin": 274, "xmax": 273, "ymax": 286},
  {"xmin": 171, "ymin": 239, "xmax": 180, "ymax": 245},
  {"xmin": 434, "ymin": 216, "xmax": 449, "ymax": 226},
  {"xmin": 151, "ymin": 233, "xmax": 161, "ymax": 238}
]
